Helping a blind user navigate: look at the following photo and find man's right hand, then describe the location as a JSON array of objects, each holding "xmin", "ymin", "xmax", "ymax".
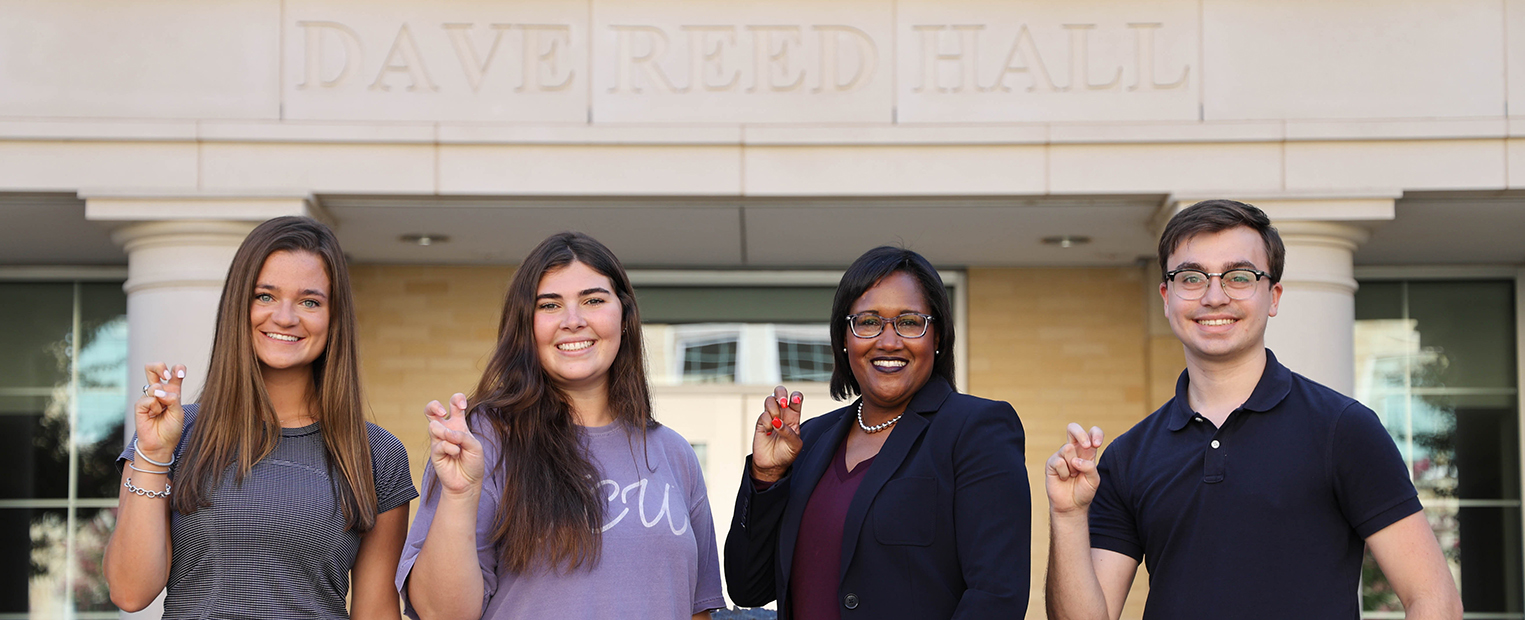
[
  {"xmin": 1045, "ymin": 423, "xmax": 1104, "ymax": 515},
  {"xmin": 750, "ymin": 386, "xmax": 803, "ymax": 484}
]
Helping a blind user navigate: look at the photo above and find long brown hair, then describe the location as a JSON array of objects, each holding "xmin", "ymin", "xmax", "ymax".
[
  {"xmin": 172, "ymin": 216, "xmax": 379, "ymax": 532},
  {"xmin": 469, "ymin": 232, "xmax": 655, "ymax": 573}
]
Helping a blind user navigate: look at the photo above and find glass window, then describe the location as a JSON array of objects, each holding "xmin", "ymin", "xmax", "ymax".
[
  {"xmin": 778, "ymin": 338, "xmax": 834, "ymax": 383},
  {"xmin": 682, "ymin": 338, "xmax": 738, "ymax": 384},
  {"xmin": 0, "ymin": 281, "xmax": 127, "ymax": 618},
  {"xmin": 1354, "ymin": 279, "xmax": 1521, "ymax": 617},
  {"xmin": 638, "ymin": 284, "xmax": 932, "ymax": 387}
]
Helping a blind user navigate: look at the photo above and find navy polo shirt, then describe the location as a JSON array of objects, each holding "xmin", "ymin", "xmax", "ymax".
[{"xmin": 1089, "ymin": 349, "xmax": 1420, "ymax": 620}]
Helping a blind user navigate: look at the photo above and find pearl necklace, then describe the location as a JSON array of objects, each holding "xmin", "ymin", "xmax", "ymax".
[{"xmin": 856, "ymin": 401, "xmax": 902, "ymax": 434}]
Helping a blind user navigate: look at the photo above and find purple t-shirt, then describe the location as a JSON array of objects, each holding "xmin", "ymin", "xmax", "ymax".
[{"xmin": 397, "ymin": 419, "xmax": 725, "ymax": 619}]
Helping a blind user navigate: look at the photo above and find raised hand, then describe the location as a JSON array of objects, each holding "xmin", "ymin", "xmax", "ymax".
[
  {"xmin": 133, "ymin": 362, "xmax": 187, "ymax": 464},
  {"xmin": 1044, "ymin": 423, "xmax": 1104, "ymax": 515},
  {"xmin": 425, "ymin": 393, "xmax": 484, "ymax": 496},
  {"xmin": 750, "ymin": 386, "xmax": 804, "ymax": 483}
]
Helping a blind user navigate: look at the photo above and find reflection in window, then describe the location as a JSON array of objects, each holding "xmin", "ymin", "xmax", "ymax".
[
  {"xmin": 1354, "ymin": 279, "xmax": 1521, "ymax": 617},
  {"xmin": 682, "ymin": 339, "xmax": 738, "ymax": 384},
  {"xmin": 0, "ymin": 281, "xmax": 128, "ymax": 618},
  {"xmin": 644, "ymin": 323, "xmax": 833, "ymax": 386},
  {"xmin": 778, "ymin": 339, "xmax": 833, "ymax": 383}
]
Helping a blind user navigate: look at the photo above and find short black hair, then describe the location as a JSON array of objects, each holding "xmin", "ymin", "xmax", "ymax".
[
  {"xmin": 1158, "ymin": 199, "xmax": 1285, "ymax": 283},
  {"xmin": 828, "ymin": 246, "xmax": 956, "ymax": 401}
]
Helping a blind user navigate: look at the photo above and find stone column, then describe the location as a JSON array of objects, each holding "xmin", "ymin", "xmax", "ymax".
[
  {"xmin": 84, "ymin": 195, "xmax": 317, "ymax": 620},
  {"xmin": 110, "ymin": 220, "xmax": 260, "ymax": 403},
  {"xmin": 1263, "ymin": 221, "xmax": 1369, "ymax": 395}
]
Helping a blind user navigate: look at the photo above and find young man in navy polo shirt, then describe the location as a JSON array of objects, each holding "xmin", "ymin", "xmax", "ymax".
[{"xmin": 1044, "ymin": 200, "xmax": 1462, "ymax": 619}]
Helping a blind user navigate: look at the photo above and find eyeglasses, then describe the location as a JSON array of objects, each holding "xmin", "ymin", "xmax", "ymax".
[
  {"xmin": 1165, "ymin": 268, "xmax": 1272, "ymax": 301},
  {"xmin": 846, "ymin": 312, "xmax": 934, "ymax": 339}
]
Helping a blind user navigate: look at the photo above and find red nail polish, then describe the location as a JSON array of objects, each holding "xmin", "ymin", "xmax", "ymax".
[
  {"xmin": 778, "ymin": 397, "xmax": 788, "ymax": 407},
  {"xmin": 765, "ymin": 431, "xmax": 773, "ymax": 436},
  {"xmin": 791, "ymin": 394, "xmax": 802, "ymax": 405},
  {"xmin": 772, "ymin": 417, "xmax": 783, "ymax": 429}
]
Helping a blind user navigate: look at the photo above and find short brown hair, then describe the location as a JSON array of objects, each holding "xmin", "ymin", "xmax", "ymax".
[{"xmin": 1157, "ymin": 199, "xmax": 1285, "ymax": 283}]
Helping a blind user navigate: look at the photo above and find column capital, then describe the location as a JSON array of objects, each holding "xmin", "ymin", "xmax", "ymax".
[
  {"xmin": 1276, "ymin": 221, "xmax": 1368, "ymax": 296},
  {"xmin": 81, "ymin": 192, "xmax": 329, "ymax": 225},
  {"xmin": 1157, "ymin": 193, "xmax": 1398, "ymax": 233},
  {"xmin": 1275, "ymin": 219, "xmax": 1370, "ymax": 252},
  {"xmin": 111, "ymin": 220, "xmax": 257, "ymax": 296}
]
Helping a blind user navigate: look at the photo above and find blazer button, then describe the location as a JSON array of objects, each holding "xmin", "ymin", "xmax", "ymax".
[{"xmin": 843, "ymin": 593, "xmax": 859, "ymax": 609}]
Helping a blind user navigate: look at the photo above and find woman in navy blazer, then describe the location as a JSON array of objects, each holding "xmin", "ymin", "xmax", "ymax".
[{"xmin": 724, "ymin": 246, "xmax": 1031, "ymax": 619}]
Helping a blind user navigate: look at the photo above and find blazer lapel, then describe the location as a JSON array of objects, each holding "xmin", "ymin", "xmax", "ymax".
[
  {"xmin": 837, "ymin": 377, "xmax": 954, "ymax": 583},
  {"xmin": 778, "ymin": 404, "xmax": 854, "ymax": 595}
]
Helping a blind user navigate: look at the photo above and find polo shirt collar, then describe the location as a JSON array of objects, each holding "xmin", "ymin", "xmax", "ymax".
[{"xmin": 1166, "ymin": 348, "xmax": 1293, "ymax": 431}]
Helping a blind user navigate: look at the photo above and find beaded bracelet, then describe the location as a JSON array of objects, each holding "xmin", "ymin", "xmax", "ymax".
[
  {"xmin": 132, "ymin": 438, "xmax": 175, "ymax": 468},
  {"xmin": 124, "ymin": 477, "xmax": 171, "ymax": 499}
]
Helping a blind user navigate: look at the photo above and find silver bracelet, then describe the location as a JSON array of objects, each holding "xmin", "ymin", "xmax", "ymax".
[
  {"xmin": 127, "ymin": 461, "xmax": 170, "ymax": 476},
  {"xmin": 124, "ymin": 477, "xmax": 171, "ymax": 499},
  {"xmin": 132, "ymin": 437, "xmax": 175, "ymax": 467}
]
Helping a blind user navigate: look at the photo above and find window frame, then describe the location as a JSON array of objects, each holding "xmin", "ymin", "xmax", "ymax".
[
  {"xmin": 629, "ymin": 269, "xmax": 968, "ymax": 391},
  {"xmin": 0, "ymin": 267, "xmax": 129, "ymax": 619},
  {"xmin": 1354, "ymin": 264, "xmax": 1525, "ymax": 618}
]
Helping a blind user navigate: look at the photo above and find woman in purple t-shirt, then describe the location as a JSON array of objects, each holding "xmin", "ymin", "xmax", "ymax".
[{"xmin": 398, "ymin": 232, "xmax": 724, "ymax": 620}]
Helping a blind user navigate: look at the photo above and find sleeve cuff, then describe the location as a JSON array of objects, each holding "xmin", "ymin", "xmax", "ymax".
[
  {"xmin": 751, "ymin": 474, "xmax": 777, "ymax": 492},
  {"xmin": 1089, "ymin": 532, "xmax": 1144, "ymax": 563},
  {"xmin": 1355, "ymin": 495, "xmax": 1423, "ymax": 539}
]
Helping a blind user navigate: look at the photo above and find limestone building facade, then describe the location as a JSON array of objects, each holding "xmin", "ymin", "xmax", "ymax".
[{"xmin": 1, "ymin": 1, "xmax": 1522, "ymax": 618}]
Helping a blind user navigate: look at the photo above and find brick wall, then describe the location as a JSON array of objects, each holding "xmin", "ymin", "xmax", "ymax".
[
  {"xmin": 351, "ymin": 264, "xmax": 515, "ymax": 493},
  {"xmin": 967, "ymin": 266, "xmax": 1184, "ymax": 620}
]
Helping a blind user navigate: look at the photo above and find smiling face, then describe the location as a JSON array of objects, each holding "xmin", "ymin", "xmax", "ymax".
[
  {"xmin": 1160, "ymin": 226, "xmax": 1283, "ymax": 366},
  {"xmin": 250, "ymin": 250, "xmax": 332, "ymax": 374},
  {"xmin": 847, "ymin": 271, "xmax": 938, "ymax": 414},
  {"xmin": 534, "ymin": 260, "xmax": 624, "ymax": 395}
]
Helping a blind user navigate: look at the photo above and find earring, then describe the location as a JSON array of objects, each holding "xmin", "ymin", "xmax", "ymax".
[
  {"xmin": 843, "ymin": 348, "xmax": 847, "ymax": 353},
  {"xmin": 936, "ymin": 350, "xmax": 940, "ymax": 355}
]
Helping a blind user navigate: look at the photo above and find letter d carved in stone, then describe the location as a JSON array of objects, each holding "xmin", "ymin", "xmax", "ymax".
[
  {"xmin": 813, "ymin": 25, "xmax": 877, "ymax": 93},
  {"xmin": 297, "ymin": 21, "xmax": 363, "ymax": 89}
]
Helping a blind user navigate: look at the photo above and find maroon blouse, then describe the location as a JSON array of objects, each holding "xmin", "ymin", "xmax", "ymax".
[{"xmin": 788, "ymin": 439, "xmax": 876, "ymax": 620}]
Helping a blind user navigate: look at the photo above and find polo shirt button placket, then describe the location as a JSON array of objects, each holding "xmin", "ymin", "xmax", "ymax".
[
  {"xmin": 1204, "ymin": 433, "xmax": 1227, "ymax": 483},
  {"xmin": 843, "ymin": 593, "xmax": 860, "ymax": 610}
]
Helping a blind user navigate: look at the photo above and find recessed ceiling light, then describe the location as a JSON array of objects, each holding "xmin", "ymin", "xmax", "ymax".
[
  {"xmin": 1042, "ymin": 235, "xmax": 1091, "ymax": 248},
  {"xmin": 399, "ymin": 234, "xmax": 450, "ymax": 246}
]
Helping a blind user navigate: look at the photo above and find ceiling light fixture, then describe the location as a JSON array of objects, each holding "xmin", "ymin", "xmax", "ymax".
[
  {"xmin": 1042, "ymin": 235, "xmax": 1091, "ymax": 248},
  {"xmin": 400, "ymin": 234, "xmax": 450, "ymax": 246}
]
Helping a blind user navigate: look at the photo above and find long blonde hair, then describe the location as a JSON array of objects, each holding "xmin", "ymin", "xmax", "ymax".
[{"xmin": 172, "ymin": 216, "xmax": 379, "ymax": 532}]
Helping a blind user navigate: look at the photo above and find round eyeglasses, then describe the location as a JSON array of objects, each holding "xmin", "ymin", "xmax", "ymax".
[
  {"xmin": 1165, "ymin": 268, "xmax": 1272, "ymax": 301},
  {"xmin": 846, "ymin": 312, "xmax": 934, "ymax": 339}
]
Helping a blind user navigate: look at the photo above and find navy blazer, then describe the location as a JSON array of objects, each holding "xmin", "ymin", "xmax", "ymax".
[{"xmin": 724, "ymin": 377, "xmax": 1031, "ymax": 619}]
